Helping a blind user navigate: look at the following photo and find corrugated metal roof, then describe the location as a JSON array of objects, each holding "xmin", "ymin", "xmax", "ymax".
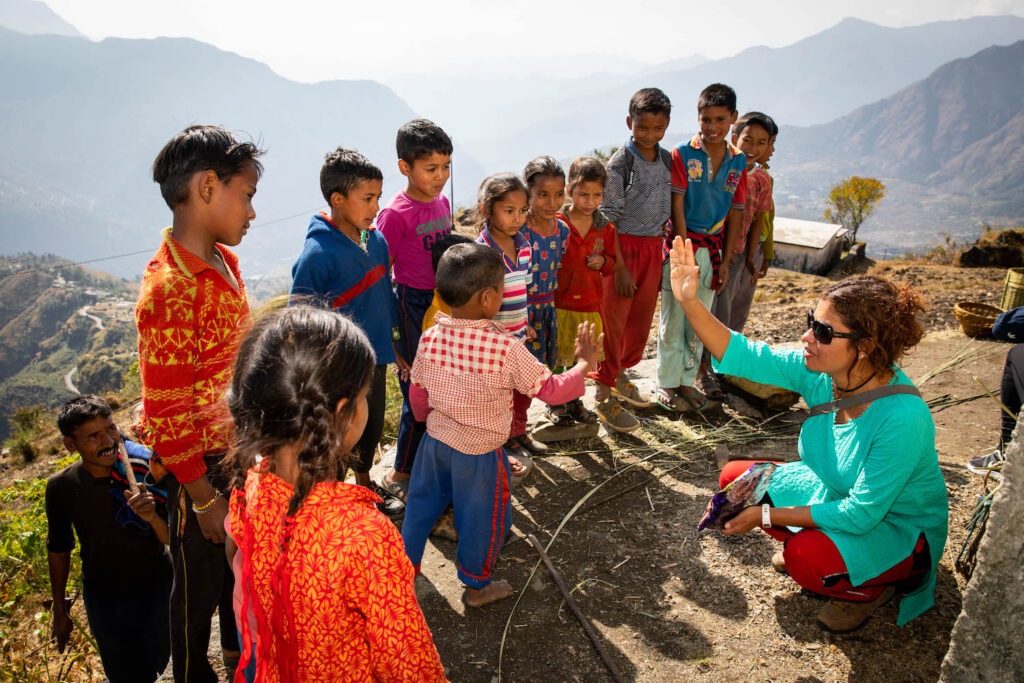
[{"xmin": 774, "ymin": 217, "xmax": 845, "ymax": 249}]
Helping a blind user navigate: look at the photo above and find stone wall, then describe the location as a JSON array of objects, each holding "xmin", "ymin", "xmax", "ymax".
[{"xmin": 940, "ymin": 425, "xmax": 1024, "ymax": 682}]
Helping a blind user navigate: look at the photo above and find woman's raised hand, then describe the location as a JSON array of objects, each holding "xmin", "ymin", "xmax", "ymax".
[{"xmin": 669, "ymin": 237, "xmax": 700, "ymax": 305}]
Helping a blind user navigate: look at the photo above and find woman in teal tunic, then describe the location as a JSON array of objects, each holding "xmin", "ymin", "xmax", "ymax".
[{"xmin": 668, "ymin": 237, "xmax": 948, "ymax": 632}]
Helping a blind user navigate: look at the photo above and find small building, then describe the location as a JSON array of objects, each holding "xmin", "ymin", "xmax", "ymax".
[{"xmin": 772, "ymin": 217, "xmax": 846, "ymax": 275}]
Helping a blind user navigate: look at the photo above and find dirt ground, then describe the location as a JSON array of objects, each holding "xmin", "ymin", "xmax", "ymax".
[
  {"xmin": 1, "ymin": 257, "xmax": 1009, "ymax": 682},
  {"xmin": 411, "ymin": 258, "xmax": 1009, "ymax": 683}
]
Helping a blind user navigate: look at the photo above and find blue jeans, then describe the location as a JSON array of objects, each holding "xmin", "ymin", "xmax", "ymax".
[
  {"xmin": 393, "ymin": 284, "xmax": 434, "ymax": 474},
  {"xmin": 237, "ymin": 633, "xmax": 256, "ymax": 683}
]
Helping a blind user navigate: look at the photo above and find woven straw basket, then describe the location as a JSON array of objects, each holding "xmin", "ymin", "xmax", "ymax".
[{"xmin": 953, "ymin": 301, "xmax": 1002, "ymax": 338}]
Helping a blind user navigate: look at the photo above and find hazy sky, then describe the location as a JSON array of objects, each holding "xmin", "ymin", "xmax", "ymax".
[{"xmin": 45, "ymin": 0, "xmax": 1024, "ymax": 81}]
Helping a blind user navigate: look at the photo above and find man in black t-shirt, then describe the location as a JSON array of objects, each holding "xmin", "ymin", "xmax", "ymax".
[{"xmin": 47, "ymin": 395, "xmax": 173, "ymax": 683}]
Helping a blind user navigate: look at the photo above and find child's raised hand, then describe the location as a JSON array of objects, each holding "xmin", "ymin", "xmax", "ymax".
[
  {"xmin": 573, "ymin": 322, "xmax": 603, "ymax": 367},
  {"xmin": 669, "ymin": 237, "xmax": 700, "ymax": 304},
  {"xmin": 585, "ymin": 254, "xmax": 604, "ymax": 271}
]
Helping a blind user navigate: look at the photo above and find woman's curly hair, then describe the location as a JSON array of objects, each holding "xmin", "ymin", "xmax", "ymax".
[{"xmin": 822, "ymin": 275, "xmax": 928, "ymax": 374}]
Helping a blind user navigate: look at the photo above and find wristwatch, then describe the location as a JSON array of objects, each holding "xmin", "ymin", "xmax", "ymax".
[{"xmin": 761, "ymin": 503, "xmax": 771, "ymax": 529}]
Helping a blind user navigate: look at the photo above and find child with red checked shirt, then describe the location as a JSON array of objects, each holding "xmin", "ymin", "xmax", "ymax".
[{"xmin": 401, "ymin": 243, "xmax": 601, "ymax": 607}]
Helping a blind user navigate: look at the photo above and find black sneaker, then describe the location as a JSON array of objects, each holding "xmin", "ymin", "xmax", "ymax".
[
  {"xmin": 967, "ymin": 450, "xmax": 1005, "ymax": 478},
  {"xmin": 368, "ymin": 481, "xmax": 406, "ymax": 521}
]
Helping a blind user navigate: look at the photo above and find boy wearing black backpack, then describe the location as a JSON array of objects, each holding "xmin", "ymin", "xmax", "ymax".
[{"xmin": 594, "ymin": 87, "xmax": 672, "ymax": 431}]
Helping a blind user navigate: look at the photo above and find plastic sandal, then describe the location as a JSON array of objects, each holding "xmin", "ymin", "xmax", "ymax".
[
  {"xmin": 546, "ymin": 404, "xmax": 575, "ymax": 427},
  {"xmin": 565, "ymin": 398, "xmax": 598, "ymax": 424}
]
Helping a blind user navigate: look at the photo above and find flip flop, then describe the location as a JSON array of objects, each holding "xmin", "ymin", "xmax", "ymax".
[
  {"xmin": 656, "ymin": 388, "xmax": 690, "ymax": 413},
  {"xmin": 677, "ymin": 387, "xmax": 710, "ymax": 412},
  {"xmin": 505, "ymin": 456, "xmax": 528, "ymax": 479}
]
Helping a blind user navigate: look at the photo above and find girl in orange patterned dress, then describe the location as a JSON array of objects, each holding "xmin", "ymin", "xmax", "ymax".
[{"xmin": 223, "ymin": 306, "xmax": 447, "ymax": 682}]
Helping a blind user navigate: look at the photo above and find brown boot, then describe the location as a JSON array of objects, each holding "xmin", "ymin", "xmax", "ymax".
[
  {"xmin": 816, "ymin": 585, "xmax": 895, "ymax": 632},
  {"xmin": 771, "ymin": 551, "xmax": 787, "ymax": 574}
]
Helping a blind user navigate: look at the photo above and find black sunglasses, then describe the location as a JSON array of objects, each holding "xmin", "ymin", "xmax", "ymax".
[{"xmin": 807, "ymin": 310, "xmax": 859, "ymax": 345}]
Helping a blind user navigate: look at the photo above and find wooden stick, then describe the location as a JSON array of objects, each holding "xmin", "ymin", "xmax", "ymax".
[
  {"xmin": 117, "ymin": 438, "xmax": 139, "ymax": 489},
  {"xmin": 527, "ymin": 534, "xmax": 624, "ymax": 683}
]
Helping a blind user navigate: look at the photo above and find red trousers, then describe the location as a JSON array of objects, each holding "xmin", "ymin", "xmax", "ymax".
[
  {"xmin": 719, "ymin": 461, "xmax": 929, "ymax": 602},
  {"xmin": 594, "ymin": 234, "xmax": 663, "ymax": 387},
  {"xmin": 510, "ymin": 391, "xmax": 531, "ymax": 439}
]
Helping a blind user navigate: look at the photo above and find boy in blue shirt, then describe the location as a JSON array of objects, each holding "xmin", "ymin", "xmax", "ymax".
[
  {"xmin": 658, "ymin": 83, "xmax": 748, "ymax": 412},
  {"xmin": 290, "ymin": 148, "xmax": 406, "ymax": 519}
]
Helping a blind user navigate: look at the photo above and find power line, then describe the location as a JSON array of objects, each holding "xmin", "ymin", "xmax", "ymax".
[{"xmin": 0, "ymin": 207, "xmax": 319, "ymax": 282}]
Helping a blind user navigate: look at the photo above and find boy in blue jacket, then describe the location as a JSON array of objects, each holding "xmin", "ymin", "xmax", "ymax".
[{"xmin": 290, "ymin": 147, "xmax": 407, "ymax": 519}]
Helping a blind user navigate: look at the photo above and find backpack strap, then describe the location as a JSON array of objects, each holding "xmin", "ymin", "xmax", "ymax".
[
  {"xmin": 658, "ymin": 147, "xmax": 673, "ymax": 172},
  {"xmin": 622, "ymin": 151, "xmax": 636, "ymax": 196},
  {"xmin": 806, "ymin": 384, "xmax": 922, "ymax": 417},
  {"xmin": 623, "ymin": 146, "xmax": 673, "ymax": 196}
]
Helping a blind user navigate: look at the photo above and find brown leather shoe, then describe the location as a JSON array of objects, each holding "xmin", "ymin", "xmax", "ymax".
[
  {"xmin": 771, "ymin": 551, "xmax": 787, "ymax": 574},
  {"xmin": 816, "ymin": 585, "xmax": 895, "ymax": 632}
]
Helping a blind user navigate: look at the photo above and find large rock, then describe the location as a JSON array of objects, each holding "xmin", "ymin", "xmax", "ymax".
[
  {"xmin": 955, "ymin": 228, "xmax": 1024, "ymax": 268},
  {"xmin": 940, "ymin": 422, "xmax": 1024, "ymax": 682}
]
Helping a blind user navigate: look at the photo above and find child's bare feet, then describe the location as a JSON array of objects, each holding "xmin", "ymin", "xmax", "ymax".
[{"xmin": 464, "ymin": 579, "xmax": 514, "ymax": 607}]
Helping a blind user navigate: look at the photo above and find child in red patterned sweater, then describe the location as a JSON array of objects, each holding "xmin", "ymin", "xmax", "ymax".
[{"xmin": 136, "ymin": 125, "xmax": 264, "ymax": 679}]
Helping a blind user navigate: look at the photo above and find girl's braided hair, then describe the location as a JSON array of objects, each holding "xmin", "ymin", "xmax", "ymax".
[{"xmin": 224, "ymin": 305, "xmax": 375, "ymax": 516}]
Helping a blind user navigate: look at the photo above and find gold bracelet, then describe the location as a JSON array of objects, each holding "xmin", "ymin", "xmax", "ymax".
[{"xmin": 191, "ymin": 493, "xmax": 221, "ymax": 515}]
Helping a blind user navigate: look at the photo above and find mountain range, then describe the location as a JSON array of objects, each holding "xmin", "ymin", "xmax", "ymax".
[
  {"xmin": 451, "ymin": 16, "xmax": 1024, "ymax": 171},
  {"xmin": 0, "ymin": 0, "xmax": 79, "ymax": 37},
  {"xmin": 0, "ymin": 24, "xmax": 482, "ymax": 279},
  {"xmin": 776, "ymin": 39, "xmax": 1024, "ymax": 256},
  {"xmin": 0, "ymin": 7, "xmax": 1022, "ymax": 277}
]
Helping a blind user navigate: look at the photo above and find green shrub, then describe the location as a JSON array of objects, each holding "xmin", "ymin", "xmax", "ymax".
[
  {"xmin": 120, "ymin": 360, "xmax": 141, "ymax": 399},
  {"xmin": 4, "ymin": 405, "xmax": 49, "ymax": 464},
  {"xmin": 0, "ymin": 455, "xmax": 95, "ymax": 679},
  {"xmin": 11, "ymin": 436, "xmax": 37, "ymax": 463}
]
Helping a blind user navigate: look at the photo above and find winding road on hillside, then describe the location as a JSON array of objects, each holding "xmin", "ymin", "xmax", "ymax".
[
  {"xmin": 64, "ymin": 305, "xmax": 102, "ymax": 394},
  {"xmin": 64, "ymin": 367, "xmax": 79, "ymax": 394},
  {"xmin": 77, "ymin": 305, "xmax": 103, "ymax": 330}
]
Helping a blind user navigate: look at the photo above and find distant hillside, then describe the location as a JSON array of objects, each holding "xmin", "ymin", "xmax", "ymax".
[
  {"xmin": 776, "ymin": 40, "xmax": 1024, "ymax": 256},
  {"xmin": 0, "ymin": 255, "xmax": 136, "ymax": 440},
  {"xmin": 458, "ymin": 16, "xmax": 1024, "ymax": 171},
  {"xmin": 0, "ymin": 0, "xmax": 82, "ymax": 37},
  {"xmin": 0, "ymin": 27, "xmax": 487, "ymax": 279},
  {"xmin": 385, "ymin": 54, "xmax": 708, "ymax": 152}
]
